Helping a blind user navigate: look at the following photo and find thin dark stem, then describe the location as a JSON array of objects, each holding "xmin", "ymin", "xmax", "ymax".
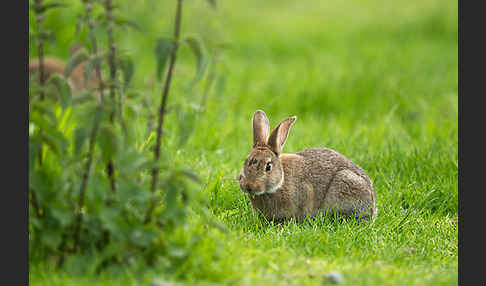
[
  {"xmin": 106, "ymin": 0, "xmax": 127, "ymax": 135},
  {"xmin": 143, "ymin": 97, "xmax": 155, "ymax": 138},
  {"xmin": 117, "ymin": 88, "xmax": 127, "ymax": 135},
  {"xmin": 56, "ymin": 225, "xmax": 71, "ymax": 267},
  {"xmin": 72, "ymin": 107, "xmax": 103, "ymax": 251},
  {"xmin": 34, "ymin": 0, "xmax": 46, "ymax": 101},
  {"xmin": 34, "ymin": 0, "xmax": 46, "ymax": 167},
  {"xmin": 37, "ymin": 35, "xmax": 46, "ymax": 101},
  {"xmin": 105, "ymin": 0, "xmax": 117, "ymax": 197},
  {"xmin": 85, "ymin": 2, "xmax": 106, "ymax": 105},
  {"xmin": 29, "ymin": 189, "xmax": 42, "ymax": 217},
  {"xmin": 105, "ymin": 0, "xmax": 117, "ymax": 122},
  {"xmin": 72, "ymin": 0, "xmax": 107, "ymax": 252},
  {"xmin": 107, "ymin": 161, "xmax": 116, "ymax": 195},
  {"xmin": 144, "ymin": 0, "xmax": 184, "ymax": 224}
]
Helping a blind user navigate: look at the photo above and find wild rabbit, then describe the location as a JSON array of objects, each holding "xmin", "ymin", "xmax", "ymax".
[
  {"xmin": 29, "ymin": 44, "xmax": 99, "ymax": 96},
  {"xmin": 238, "ymin": 110, "xmax": 377, "ymax": 222}
]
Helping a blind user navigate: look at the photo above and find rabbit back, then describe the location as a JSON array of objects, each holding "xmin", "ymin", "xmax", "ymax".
[{"xmin": 294, "ymin": 148, "xmax": 376, "ymax": 219}]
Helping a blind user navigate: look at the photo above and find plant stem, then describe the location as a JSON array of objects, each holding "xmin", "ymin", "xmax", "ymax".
[
  {"xmin": 144, "ymin": 0, "xmax": 184, "ymax": 224},
  {"xmin": 33, "ymin": 0, "xmax": 46, "ymax": 167},
  {"xmin": 105, "ymin": 0, "xmax": 118, "ymax": 197},
  {"xmin": 106, "ymin": 0, "xmax": 128, "ymax": 137},
  {"xmin": 72, "ymin": 0, "xmax": 107, "ymax": 252},
  {"xmin": 29, "ymin": 189, "xmax": 42, "ymax": 217},
  {"xmin": 72, "ymin": 107, "xmax": 103, "ymax": 252},
  {"xmin": 34, "ymin": 0, "xmax": 46, "ymax": 101},
  {"xmin": 105, "ymin": 0, "xmax": 117, "ymax": 123},
  {"xmin": 85, "ymin": 0, "xmax": 106, "ymax": 105}
]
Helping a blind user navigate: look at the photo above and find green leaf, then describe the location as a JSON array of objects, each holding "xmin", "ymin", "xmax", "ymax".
[
  {"xmin": 50, "ymin": 207, "xmax": 74, "ymax": 227},
  {"xmin": 214, "ymin": 74, "xmax": 226, "ymax": 98},
  {"xmin": 117, "ymin": 57, "xmax": 134, "ymax": 88},
  {"xmin": 73, "ymin": 97, "xmax": 101, "ymax": 127},
  {"xmin": 40, "ymin": 229, "xmax": 62, "ymax": 250},
  {"xmin": 139, "ymin": 132, "xmax": 155, "ymax": 152},
  {"xmin": 41, "ymin": 132, "xmax": 64, "ymax": 155},
  {"xmin": 168, "ymin": 246, "xmax": 188, "ymax": 259},
  {"xmin": 29, "ymin": 25, "xmax": 36, "ymax": 39},
  {"xmin": 65, "ymin": 48, "xmax": 89, "ymax": 78},
  {"xmin": 160, "ymin": 168, "xmax": 199, "ymax": 223},
  {"xmin": 30, "ymin": 109, "xmax": 68, "ymax": 154},
  {"xmin": 45, "ymin": 2, "xmax": 68, "ymax": 9},
  {"xmin": 118, "ymin": 177, "xmax": 151, "ymax": 206},
  {"xmin": 74, "ymin": 127, "xmax": 89, "ymax": 156},
  {"xmin": 48, "ymin": 74, "xmax": 72, "ymax": 110},
  {"xmin": 29, "ymin": 140, "xmax": 42, "ymax": 176},
  {"xmin": 97, "ymin": 125, "xmax": 118, "ymax": 163},
  {"xmin": 130, "ymin": 228, "xmax": 156, "ymax": 247},
  {"xmin": 75, "ymin": 14, "xmax": 84, "ymax": 38},
  {"xmin": 125, "ymin": 90, "xmax": 142, "ymax": 99},
  {"xmin": 31, "ymin": 101, "xmax": 57, "ymax": 121},
  {"xmin": 100, "ymin": 207, "xmax": 120, "ymax": 234},
  {"xmin": 116, "ymin": 148, "xmax": 152, "ymax": 175},
  {"xmin": 30, "ymin": 2, "xmax": 67, "ymax": 13},
  {"xmin": 207, "ymin": 0, "xmax": 217, "ymax": 9},
  {"xmin": 41, "ymin": 2, "xmax": 68, "ymax": 12},
  {"xmin": 164, "ymin": 183, "xmax": 179, "ymax": 219},
  {"xmin": 71, "ymin": 91, "xmax": 94, "ymax": 105},
  {"xmin": 184, "ymin": 36, "xmax": 208, "ymax": 86},
  {"xmin": 177, "ymin": 107, "xmax": 196, "ymax": 146},
  {"xmin": 84, "ymin": 55, "xmax": 98, "ymax": 89},
  {"xmin": 63, "ymin": 254, "xmax": 91, "ymax": 276},
  {"xmin": 115, "ymin": 16, "xmax": 142, "ymax": 32},
  {"xmin": 170, "ymin": 169, "xmax": 200, "ymax": 203},
  {"xmin": 154, "ymin": 38, "xmax": 174, "ymax": 81},
  {"xmin": 174, "ymin": 169, "xmax": 201, "ymax": 184},
  {"xmin": 100, "ymin": 243, "xmax": 123, "ymax": 261}
]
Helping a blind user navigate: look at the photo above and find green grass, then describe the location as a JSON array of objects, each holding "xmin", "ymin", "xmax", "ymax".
[{"xmin": 30, "ymin": 0, "xmax": 457, "ymax": 285}]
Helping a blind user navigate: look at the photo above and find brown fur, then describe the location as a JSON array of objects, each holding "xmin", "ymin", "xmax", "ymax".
[
  {"xmin": 239, "ymin": 110, "xmax": 377, "ymax": 222},
  {"xmin": 29, "ymin": 50, "xmax": 99, "ymax": 96}
]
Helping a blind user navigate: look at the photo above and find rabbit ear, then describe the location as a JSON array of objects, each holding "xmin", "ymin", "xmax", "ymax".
[
  {"xmin": 252, "ymin": 110, "xmax": 270, "ymax": 147},
  {"xmin": 267, "ymin": 116, "xmax": 297, "ymax": 155}
]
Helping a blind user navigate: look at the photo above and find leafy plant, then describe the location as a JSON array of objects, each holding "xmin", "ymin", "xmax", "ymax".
[{"xmin": 29, "ymin": 0, "xmax": 221, "ymax": 271}]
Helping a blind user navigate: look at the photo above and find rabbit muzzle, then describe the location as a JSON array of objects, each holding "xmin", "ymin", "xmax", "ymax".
[{"xmin": 239, "ymin": 172, "xmax": 265, "ymax": 195}]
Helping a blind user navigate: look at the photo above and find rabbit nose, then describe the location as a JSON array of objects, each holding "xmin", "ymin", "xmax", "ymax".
[
  {"xmin": 240, "ymin": 182, "xmax": 252, "ymax": 193},
  {"xmin": 245, "ymin": 184, "xmax": 256, "ymax": 194}
]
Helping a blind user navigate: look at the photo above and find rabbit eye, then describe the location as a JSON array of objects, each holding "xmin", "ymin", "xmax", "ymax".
[{"xmin": 265, "ymin": 162, "xmax": 272, "ymax": 172}]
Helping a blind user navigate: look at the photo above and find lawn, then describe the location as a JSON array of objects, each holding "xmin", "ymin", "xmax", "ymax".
[{"xmin": 29, "ymin": 0, "xmax": 458, "ymax": 285}]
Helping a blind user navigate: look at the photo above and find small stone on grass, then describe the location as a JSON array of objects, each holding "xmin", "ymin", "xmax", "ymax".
[
  {"xmin": 151, "ymin": 279, "xmax": 177, "ymax": 286},
  {"xmin": 324, "ymin": 272, "xmax": 344, "ymax": 284}
]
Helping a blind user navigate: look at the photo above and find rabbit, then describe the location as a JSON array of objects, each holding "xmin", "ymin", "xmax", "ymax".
[
  {"xmin": 29, "ymin": 44, "xmax": 99, "ymax": 96},
  {"xmin": 238, "ymin": 110, "xmax": 377, "ymax": 222}
]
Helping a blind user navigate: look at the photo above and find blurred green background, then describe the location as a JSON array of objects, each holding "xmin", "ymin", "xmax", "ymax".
[{"xmin": 30, "ymin": 0, "xmax": 457, "ymax": 285}]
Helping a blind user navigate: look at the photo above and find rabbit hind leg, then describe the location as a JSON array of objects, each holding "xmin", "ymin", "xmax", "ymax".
[{"xmin": 322, "ymin": 169, "xmax": 375, "ymax": 220}]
